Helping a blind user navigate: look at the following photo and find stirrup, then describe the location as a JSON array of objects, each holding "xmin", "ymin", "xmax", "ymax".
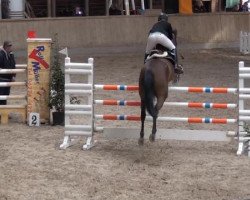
[{"xmin": 174, "ymin": 64, "xmax": 184, "ymax": 74}]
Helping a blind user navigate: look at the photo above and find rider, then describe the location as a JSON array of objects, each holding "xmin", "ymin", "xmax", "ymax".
[{"xmin": 144, "ymin": 13, "xmax": 183, "ymax": 74}]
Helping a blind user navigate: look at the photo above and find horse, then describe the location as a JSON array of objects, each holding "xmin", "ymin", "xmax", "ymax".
[
  {"xmin": 138, "ymin": 28, "xmax": 182, "ymax": 145},
  {"xmin": 138, "ymin": 54, "xmax": 176, "ymax": 145}
]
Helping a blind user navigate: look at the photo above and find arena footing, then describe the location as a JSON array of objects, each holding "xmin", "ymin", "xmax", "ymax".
[{"xmin": 103, "ymin": 128, "xmax": 234, "ymax": 142}]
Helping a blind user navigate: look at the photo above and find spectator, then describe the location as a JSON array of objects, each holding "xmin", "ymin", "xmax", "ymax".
[
  {"xmin": 0, "ymin": 41, "xmax": 16, "ymax": 105},
  {"xmin": 109, "ymin": 0, "xmax": 123, "ymax": 15},
  {"xmin": 193, "ymin": 0, "xmax": 206, "ymax": 12},
  {"xmin": 242, "ymin": 0, "xmax": 250, "ymax": 11},
  {"xmin": 74, "ymin": 6, "xmax": 85, "ymax": 16}
]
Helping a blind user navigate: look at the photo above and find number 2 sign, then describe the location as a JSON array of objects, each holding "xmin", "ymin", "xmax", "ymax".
[{"xmin": 29, "ymin": 113, "xmax": 40, "ymax": 126}]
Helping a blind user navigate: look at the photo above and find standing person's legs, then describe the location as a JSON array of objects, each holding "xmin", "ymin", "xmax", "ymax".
[
  {"xmin": 0, "ymin": 87, "xmax": 8, "ymax": 105},
  {"xmin": 5, "ymin": 86, "xmax": 11, "ymax": 96},
  {"xmin": 0, "ymin": 79, "xmax": 11, "ymax": 105},
  {"xmin": 0, "ymin": 79, "xmax": 6, "ymax": 104}
]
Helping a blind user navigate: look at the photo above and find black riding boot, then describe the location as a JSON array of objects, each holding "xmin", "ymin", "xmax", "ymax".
[
  {"xmin": 170, "ymin": 49, "xmax": 183, "ymax": 74},
  {"xmin": 144, "ymin": 53, "xmax": 149, "ymax": 63}
]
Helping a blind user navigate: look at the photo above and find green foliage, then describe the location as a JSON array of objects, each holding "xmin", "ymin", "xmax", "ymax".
[{"xmin": 49, "ymin": 33, "xmax": 65, "ymax": 112}]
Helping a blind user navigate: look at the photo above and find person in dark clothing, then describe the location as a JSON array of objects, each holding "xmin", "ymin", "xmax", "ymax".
[
  {"xmin": 73, "ymin": 6, "xmax": 85, "ymax": 16},
  {"xmin": 0, "ymin": 41, "xmax": 16, "ymax": 105},
  {"xmin": 109, "ymin": 0, "xmax": 123, "ymax": 15},
  {"xmin": 145, "ymin": 13, "xmax": 183, "ymax": 74}
]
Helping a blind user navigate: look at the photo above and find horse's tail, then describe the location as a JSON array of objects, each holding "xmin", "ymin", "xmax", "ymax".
[{"xmin": 144, "ymin": 69, "xmax": 157, "ymax": 117}]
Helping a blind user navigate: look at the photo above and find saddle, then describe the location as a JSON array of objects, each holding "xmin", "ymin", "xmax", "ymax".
[
  {"xmin": 146, "ymin": 49, "xmax": 175, "ymax": 66},
  {"xmin": 146, "ymin": 48, "xmax": 184, "ymax": 77}
]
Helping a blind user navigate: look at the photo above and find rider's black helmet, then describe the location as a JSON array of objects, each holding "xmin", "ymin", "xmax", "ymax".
[{"xmin": 158, "ymin": 13, "xmax": 168, "ymax": 22}]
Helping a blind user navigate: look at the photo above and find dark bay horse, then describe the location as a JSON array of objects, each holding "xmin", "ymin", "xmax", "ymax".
[{"xmin": 138, "ymin": 57, "xmax": 175, "ymax": 145}]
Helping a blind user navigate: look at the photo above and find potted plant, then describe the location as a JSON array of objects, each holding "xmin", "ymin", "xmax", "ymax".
[{"xmin": 49, "ymin": 33, "xmax": 65, "ymax": 125}]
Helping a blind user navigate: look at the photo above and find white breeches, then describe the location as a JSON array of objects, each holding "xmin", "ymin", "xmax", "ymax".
[{"xmin": 145, "ymin": 32, "xmax": 175, "ymax": 54}]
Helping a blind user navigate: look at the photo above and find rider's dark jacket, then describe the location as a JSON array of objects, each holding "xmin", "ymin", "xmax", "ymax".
[
  {"xmin": 0, "ymin": 48, "xmax": 16, "ymax": 81},
  {"xmin": 149, "ymin": 20, "xmax": 173, "ymax": 40}
]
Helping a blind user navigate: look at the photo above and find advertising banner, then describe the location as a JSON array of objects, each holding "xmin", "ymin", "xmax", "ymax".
[{"xmin": 27, "ymin": 38, "xmax": 52, "ymax": 124}]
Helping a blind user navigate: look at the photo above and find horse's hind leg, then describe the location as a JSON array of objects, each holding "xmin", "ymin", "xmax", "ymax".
[
  {"xmin": 138, "ymin": 100, "xmax": 146, "ymax": 145},
  {"xmin": 149, "ymin": 96, "xmax": 165, "ymax": 142},
  {"xmin": 149, "ymin": 112, "xmax": 158, "ymax": 142}
]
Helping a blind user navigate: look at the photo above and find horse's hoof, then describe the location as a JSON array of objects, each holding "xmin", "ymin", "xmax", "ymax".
[
  {"xmin": 149, "ymin": 134, "xmax": 155, "ymax": 142},
  {"xmin": 138, "ymin": 138, "xmax": 144, "ymax": 146}
]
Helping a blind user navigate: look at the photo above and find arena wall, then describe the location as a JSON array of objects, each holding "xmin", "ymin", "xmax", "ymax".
[{"xmin": 0, "ymin": 13, "xmax": 249, "ymax": 50}]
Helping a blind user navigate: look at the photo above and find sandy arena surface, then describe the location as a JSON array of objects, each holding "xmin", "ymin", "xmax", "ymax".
[{"xmin": 1, "ymin": 47, "xmax": 250, "ymax": 200}]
